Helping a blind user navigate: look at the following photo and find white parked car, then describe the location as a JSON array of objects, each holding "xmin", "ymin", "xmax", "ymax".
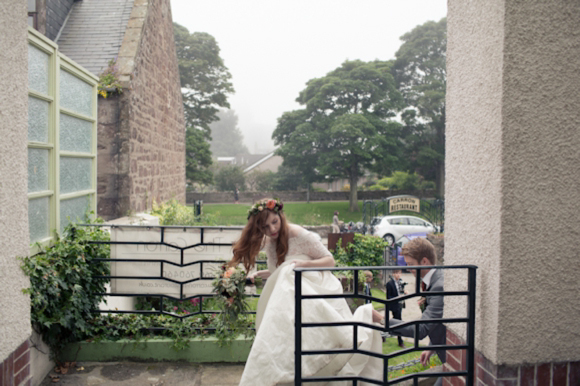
[{"xmin": 371, "ymin": 215, "xmax": 437, "ymax": 245}]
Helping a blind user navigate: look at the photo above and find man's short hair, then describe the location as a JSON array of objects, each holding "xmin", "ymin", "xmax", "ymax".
[
  {"xmin": 401, "ymin": 238, "xmax": 437, "ymax": 264},
  {"xmin": 363, "ymin": 270, "xmax": 373, "ymax": 277},
  {"xmin": 392, "ymin": 269, "xmax": 402, "ymax": 274}
]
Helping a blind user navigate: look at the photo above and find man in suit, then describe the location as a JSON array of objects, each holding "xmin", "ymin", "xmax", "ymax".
[
  {"xmin": 372, "ymin": 237, "xmax": 445, "ymax": 385},
  {"xmin": 386, "ymin": 269, "xmax": 407, "ymax": 348}
]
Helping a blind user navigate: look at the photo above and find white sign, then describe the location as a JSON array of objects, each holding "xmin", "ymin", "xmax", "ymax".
[
  {"xmin": 389, "ymin": 196, "xmax": 420, "ymax": 213},
  {"xmin": 110, "ymin": 227, "xmax": 243, "ymax": 296}
]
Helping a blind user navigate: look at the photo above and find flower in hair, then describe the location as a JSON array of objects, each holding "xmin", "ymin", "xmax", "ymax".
[{"xmin": 247, "ymin": 198, "xmax": 284, "ymax": 219}]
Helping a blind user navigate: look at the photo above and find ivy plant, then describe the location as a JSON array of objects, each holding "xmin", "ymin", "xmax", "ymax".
[{"xmin": 20, "ymin": 220, "xmax": 110, "ymax": 360}]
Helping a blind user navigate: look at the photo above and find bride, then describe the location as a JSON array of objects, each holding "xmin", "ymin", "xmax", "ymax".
[{"xmin": 230, "ymin": 199, "xmax": 383, "ymax": 386}]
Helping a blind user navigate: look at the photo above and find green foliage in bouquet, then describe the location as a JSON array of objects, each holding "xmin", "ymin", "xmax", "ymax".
[{"xmin": 212, "ymin": 264, "xmax": 254, "ymax": 345}]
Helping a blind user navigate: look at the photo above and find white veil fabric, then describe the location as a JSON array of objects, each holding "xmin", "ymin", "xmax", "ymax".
[{"xmin": 240, "ymin": 255, "xmax": 383, "ymax": 386}]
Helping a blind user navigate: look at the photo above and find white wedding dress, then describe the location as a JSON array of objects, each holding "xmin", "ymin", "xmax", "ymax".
[{"xmin": 239, "ymin": 229, "xmax": 383, "ymax": 386}]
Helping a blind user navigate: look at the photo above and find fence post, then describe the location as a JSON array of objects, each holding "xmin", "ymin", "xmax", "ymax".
[
  {"xmin": 466, "ymin": 267, "xmax": 477, "ymax": 386},
  {"xmin": 295, "ymin": 269, "xmax": 302, "ymax": 386}
]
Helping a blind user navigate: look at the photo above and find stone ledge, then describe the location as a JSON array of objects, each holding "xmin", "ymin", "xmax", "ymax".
[{"xmin": 60, "ymin": 337, "xmax": 252, "ymax": 363}]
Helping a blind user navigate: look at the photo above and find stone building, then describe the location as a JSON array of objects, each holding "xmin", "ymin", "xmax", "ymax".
[{"xmin": 56, "ymin": 0, "xmax": 186, "ymax": 219}]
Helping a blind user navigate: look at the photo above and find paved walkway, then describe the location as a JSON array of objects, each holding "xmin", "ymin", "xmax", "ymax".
[
  {"xmin": 40, "ymin": 362, "xmax": 245, "ymax": 386},
  {"xmin": 41, "ymin": 273, "xmax": 428, "ymax": 385}
]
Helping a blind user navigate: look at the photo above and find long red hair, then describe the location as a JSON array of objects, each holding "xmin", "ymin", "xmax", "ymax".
[{"xmin": 230, "ymin": 208, "xmax": 289, "ymax": 272}]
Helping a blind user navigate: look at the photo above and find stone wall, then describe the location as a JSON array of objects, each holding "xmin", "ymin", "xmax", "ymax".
[
  {"xmin": 186, "ymin": 190, "xmax": 436, "ymax": 204},
  {"xmin": 97, "ymin": 94, "xmax": 131, "ymax": 218},
  {"xmin": 97, "ymin": 0, "xmax": 186, "ymax": 220}
]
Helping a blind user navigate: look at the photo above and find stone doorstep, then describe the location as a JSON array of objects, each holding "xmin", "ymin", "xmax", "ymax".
[{"xmin": 60, "ymin": 337, "xmax": 253, "ymax": 363}]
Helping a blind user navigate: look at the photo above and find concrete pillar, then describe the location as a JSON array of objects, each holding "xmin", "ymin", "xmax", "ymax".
[
  {"xmin": 0, "ymin": 1, "xmax": 33, "ymax": 384},
  {"xmin": 445, "ymin": 0, "xmax": 580, "ymax": 384}
]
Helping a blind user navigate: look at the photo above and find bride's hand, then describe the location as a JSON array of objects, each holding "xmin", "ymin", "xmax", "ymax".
[{"xmin": 290, "ymin": 260, "xmax": 309, "ymax": 268}]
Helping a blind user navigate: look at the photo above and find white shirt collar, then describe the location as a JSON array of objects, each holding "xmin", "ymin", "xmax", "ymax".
[{"xmin": 422, "ymin": 268, "xmax": 435, "ymax": 289}]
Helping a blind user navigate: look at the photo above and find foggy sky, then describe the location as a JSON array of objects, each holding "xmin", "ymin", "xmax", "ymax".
[{"xmin": 170, "ymin": 0, "xmax": 447, "ymax": 154}]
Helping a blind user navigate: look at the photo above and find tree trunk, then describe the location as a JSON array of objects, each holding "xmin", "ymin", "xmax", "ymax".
[
  {"xmin": 349, "ymin": 171, "xmax": 359, "ymax": 212},
  {"xmin": 307, "ymin": 184, "xmax": 310, "ymax": 203}
]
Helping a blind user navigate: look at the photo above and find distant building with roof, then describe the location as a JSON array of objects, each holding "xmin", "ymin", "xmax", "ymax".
[{"xmin": 242, "ymin": 151, "xmax": 283, "ymax": 174}]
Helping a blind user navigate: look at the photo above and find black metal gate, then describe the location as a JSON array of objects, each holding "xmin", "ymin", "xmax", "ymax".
[
  {"xmin": 294, "ymin": 265, "xmax": 477, "ymax": 385},
  {"xmin": 74, "ymin": 223, "xmax": 262, "ymax": 328}
]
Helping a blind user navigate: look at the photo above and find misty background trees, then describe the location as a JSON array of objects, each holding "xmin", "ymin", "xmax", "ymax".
[
  {"xmin": 208, "ymin": 110, "xmax": 249, "ymax": 157},
  {"xmin": 175, "ymin": 18, "xmax": 447, "ymax": 204},
  {"xmin": 174, "ymin": 23, "xmax": 235, "ymax": 185}
]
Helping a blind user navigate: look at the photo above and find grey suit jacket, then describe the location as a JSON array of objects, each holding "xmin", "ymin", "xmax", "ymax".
[{"xmin": 388, "ymin": 269, "xmax": 446, "ymax": 363}]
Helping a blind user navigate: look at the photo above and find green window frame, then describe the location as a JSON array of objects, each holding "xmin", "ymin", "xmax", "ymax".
[{"xmin": 27, "ymin": 27, "xmax": 98, "ymax": 252}]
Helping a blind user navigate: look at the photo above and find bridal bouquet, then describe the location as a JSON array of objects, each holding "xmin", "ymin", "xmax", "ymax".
[{"xmin": 212, "ymin": 264, "xmax": 253, "ymax": 344}]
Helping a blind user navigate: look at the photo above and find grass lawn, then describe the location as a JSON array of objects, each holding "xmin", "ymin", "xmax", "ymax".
[
  {"xmin": 383, "ymin": 337, "xmax": 442, "ymax": 380},
  {"xmin": 371, "ymin": 287, "xmax": 387, "ymax": 310},
  {"xmin": 200, "ymin": 201, "xmax": 364, "ymax": 226}
]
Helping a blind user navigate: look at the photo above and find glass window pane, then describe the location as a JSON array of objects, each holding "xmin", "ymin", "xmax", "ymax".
[
  {"xmin": 60, "ymin": 113, "xmax": 92, "ymax": 153},
  {"xmin": 28, "ymin": 148, "xmax": 49, "ymax": 193},
  {"xmin": 60, "ymin": 195, "xmax": 90, "ymax": 233},
  {"xmin": 29, "ymin": 197, "xmax": 50, "ymax": 243},
  {"xmin": 28, "ymin": 96, "xmax": 49, "ymax": 142},
  {"xmin": 60, "ymin": 157, "xmax": 92, "ymax": 194},
  {"xmin": 59, "ymin": 70, "xmax": 93, "ymax": 117},
  {"xmin": 28, "ymin": 45, "xmax": 49, "ymax": 94},
  {"xmin": 28, "ymin": 0, "xmax": 36, "ymax": 12}
]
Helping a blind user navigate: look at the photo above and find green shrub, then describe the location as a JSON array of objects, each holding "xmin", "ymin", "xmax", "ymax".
[
  {"xmin": 151, "ymin": 199, "xmax": 218, "ymax": 226},
  {"xmin": 20, "ymin": 220, "xmax": 111, "ymax": 360},
  {"xmin": 332, "ymin": 233, "xmax": 388, "ymax": 279}
]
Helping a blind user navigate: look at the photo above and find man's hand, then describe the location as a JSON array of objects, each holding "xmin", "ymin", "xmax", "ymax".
[{"xmin": 420, "ymin": 350, "xmax": 433, "ymax": 367}]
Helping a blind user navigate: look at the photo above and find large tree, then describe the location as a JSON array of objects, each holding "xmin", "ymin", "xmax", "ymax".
[
  {"xmin": 214, "ymin": 165, "xmax": 245, "ymax": 192},
  {"xmin": 273, "ymin": 60, "xmax": 403, "ymax": 211},
  {"xmin": 185, "ymin": 126, "xmax": 213, "ymax": 185},
  {"xmin": 209, "ymin": 109, "xmax": 249, "ymax": 157},
  {"xmin": 392, "ymin": 18, "xmax": 446, "ymax": 197},
  {"xmin": 273, "ymin": 109, "xmax": 324, "ymax": 198},
  {"xmin": 174, "ymin": 23, "xmax": 235, "ymax": 184}
]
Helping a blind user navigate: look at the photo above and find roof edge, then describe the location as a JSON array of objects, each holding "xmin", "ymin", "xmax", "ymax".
[{"xmin": 117, "ymin": 0, "xmax": 148, "ymax": 88}]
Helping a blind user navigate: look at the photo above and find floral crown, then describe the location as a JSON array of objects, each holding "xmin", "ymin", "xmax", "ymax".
[{"xmin": 247, "ymin": 198, "xmax": 284, "ymax": 219}]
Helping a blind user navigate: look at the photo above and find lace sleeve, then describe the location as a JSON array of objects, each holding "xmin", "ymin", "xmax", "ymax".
[{"xmin": 291, "ymin": 231, "xmax": 332, "ymax": 259}]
